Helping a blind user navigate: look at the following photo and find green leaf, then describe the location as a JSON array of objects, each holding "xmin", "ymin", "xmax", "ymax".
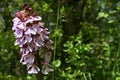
[
  {"xmin": 116, "ymin": 77, "xmax": 120, "ymax": 80},
  {"xmin": 97, "ymin": 12, "xmax": 109, "ymax": 19},
  {"xmin": 52, "ymin": 60, "xmax": 61, "ymax": 68}
]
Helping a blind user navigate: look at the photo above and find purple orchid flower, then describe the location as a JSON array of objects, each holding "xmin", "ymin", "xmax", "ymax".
[{"xmin": 12, "ymin": 5, "xmax": 53, "ymax": 74}]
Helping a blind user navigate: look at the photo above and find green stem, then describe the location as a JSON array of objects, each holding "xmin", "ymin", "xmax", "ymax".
[
  {"xmin": 88, "ymin": 73, "xmax": 92, "ymax": 80},
  {"xmin": 83, "ymin": 73, "xmax": 87, "ymax": 80},
  {"xmin": 35, "ymin": 51, "xmax": 44, "ymax": 80},
  {"xmin": 53, "ymin": 0, "xmax": 60, "ymax": 79},
  {"xmin": 53, "ymin": 0, "xmax": 60, "ymax": 61}
]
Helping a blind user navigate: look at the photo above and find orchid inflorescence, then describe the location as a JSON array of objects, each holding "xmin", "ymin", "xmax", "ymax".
[{"xmin": 12, "ymin": 5, "xmax": 53, "ymax": 74}]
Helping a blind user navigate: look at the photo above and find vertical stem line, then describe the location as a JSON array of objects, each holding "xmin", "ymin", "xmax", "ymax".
[
  {"xmin": 54, "ymin": 0, "xmax": 60, "ymax": 60},
  {"xmin": 35, "ymin": 51, "xmax": 44, "ymax": 80},
  {"xmin": 88, "ymin": 73, "xmax": 92, "ymax": 80},
  {"xmin": 53, "ymin": 0, "xmax": 60, "ymax": 79},
  {"xmin": 83, "ymin": 73, "xmax": 87, "ymax": 80}
]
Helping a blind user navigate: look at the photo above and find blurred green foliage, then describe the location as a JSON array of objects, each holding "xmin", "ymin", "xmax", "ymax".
[{"xmin": 0, "ymin": 0, "xmax": 120, "ymax": 80}]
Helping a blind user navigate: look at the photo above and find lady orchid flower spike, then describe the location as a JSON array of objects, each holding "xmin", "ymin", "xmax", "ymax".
[{"xmin": 12, "ymin": 5, "xmax": 53, "ymax": 74}]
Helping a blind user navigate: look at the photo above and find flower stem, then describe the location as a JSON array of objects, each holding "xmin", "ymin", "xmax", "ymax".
[
  {"xmin": 53, "ymin": 0, "xmax": 60, "ymax": 79},
  {"xmin": 35, "ymin": 51, "xmax": 44, "ymax": 80}
]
